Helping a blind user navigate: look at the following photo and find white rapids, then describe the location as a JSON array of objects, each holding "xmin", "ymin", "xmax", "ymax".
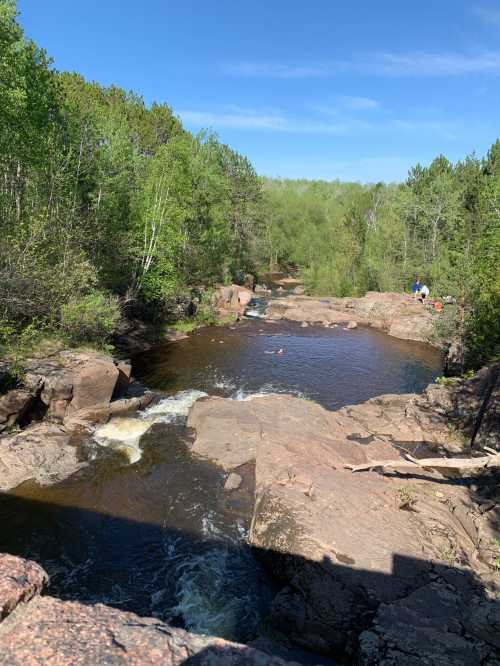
[{"xmin": 94, "ymin": 389, "xmax": 207, "ymax": 464}]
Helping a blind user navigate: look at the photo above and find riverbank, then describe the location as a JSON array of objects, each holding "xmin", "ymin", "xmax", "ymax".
[
  {"xmin": 0, "ymin": 364, "xmax": 498, "ymax": 663},
  {"xmin": 0, "ymin": 303, "xmax": 498, "ymax": 664},
  {"xmin": 265, "ymin": 291, "xmax": 437, "ymax": 343}
]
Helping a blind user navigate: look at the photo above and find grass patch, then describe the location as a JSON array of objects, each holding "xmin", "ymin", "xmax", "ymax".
[{"xmin": 169, "ymin": 320, "xmax": 199, "ymax": 334}]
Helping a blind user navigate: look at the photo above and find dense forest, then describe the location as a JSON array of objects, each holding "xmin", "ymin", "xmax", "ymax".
[{"xmin": 0, "ymin": 1, "xmax": 498, "ymax": 369}]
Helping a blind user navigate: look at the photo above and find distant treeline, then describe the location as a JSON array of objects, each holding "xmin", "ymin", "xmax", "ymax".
[
  {"xmin": 261, "ymin": 151, "xmax": 500, "ymax": 367},
  {"xmin": 0, "ymin": 1, "xmax": 498, "ymax": 367}
]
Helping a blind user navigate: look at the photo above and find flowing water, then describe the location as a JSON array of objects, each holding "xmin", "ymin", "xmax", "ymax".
[{"xmin": 0, "ymin": 308, "xmax": 441, "ymax": 655}]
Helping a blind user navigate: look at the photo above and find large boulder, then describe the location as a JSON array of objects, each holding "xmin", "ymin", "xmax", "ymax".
[
  {"xmin": 19, "ymin": 352, "xmax": 132, "ymax": 429},
  {"xmin": 213, "ymin": 284, "xmax": 254, "ymax": 316},
  {"xmin": 63, "ymin": 353, "xmax": 119, "ymax": 414},
  {"xmin": 0, "ymin": 390, "xmax": 34, "ymax": 432}
]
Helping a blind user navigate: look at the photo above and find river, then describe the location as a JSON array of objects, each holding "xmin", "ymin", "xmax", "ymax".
[{"xmin": 0, "ymin": 310, "xmax": 441, "ymax": 659}]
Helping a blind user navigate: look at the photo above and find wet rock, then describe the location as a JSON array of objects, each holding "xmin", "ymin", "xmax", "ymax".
[
  {"xmin": 255, "ymin": 285, "xmax": 272, "ymax": 295},
  {"xmin": 164, "ymin": 328, "xmax": 189, "ymax": 342},
  {"xmin": 0, "ymin": 422, "xmax": 86, "ymax": 491},
  {"xmin": 345, "ymin": 321, "xmax": 357, "ymax": 329},
  {"xmin": 224, "ymin": 472, "xmax": 243, "ymax": 490},
  {"xmin": 0, "ymin": 554, "xmax": 47, "ymax": 621},
  {"xmin": 109, "ymin": 392, "xmax": 154, "ymax": 416},
  {"xmin": 114, "ymin": 360, "xmax": 132, "ymax": 397},
  {"xmin": 0, "ymin": 595, "xmax": 294, "ymax": 665}
]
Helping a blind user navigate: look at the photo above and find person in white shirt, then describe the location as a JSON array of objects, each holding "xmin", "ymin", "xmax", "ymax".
[{"xmin": 420, "ymin": 284, "xmax": 430, "ymax": 302}]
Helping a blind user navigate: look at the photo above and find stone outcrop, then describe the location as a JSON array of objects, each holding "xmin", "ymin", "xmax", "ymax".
[
  {"xmin": 187, "ymin": 369, "xmax": 500, "ymax": 663},
  {"xmin": 22, "ymin": 351, "xmax": 130, "ymax": 427},
  {"xmin": 0, "ymin": 351, "xmax": 155, "ymax": 492},
  {"xmin": 419, "ymin": 362, "xmax": 500, "ymax": 450},
  {"xmin": 0, "ymin": 422, "xmax": 87, "ymax": 491},
  {"xmin": 0, "ymin": 555, "xmax": 294, "ymax": 666},
  {"xmin": 266, "ymin": 292, "xmax": 436, "ymax": 343},
  {"xmin": 0, "ymin": 389, "xmax": 34, "ymax": 431},
  {"xmin": 212, "ymin": 284, "xmax": 254, "ymax": 317},
  {"xmin": 0, "ymin": 351, "xmax": 135, "ymax": 435}
]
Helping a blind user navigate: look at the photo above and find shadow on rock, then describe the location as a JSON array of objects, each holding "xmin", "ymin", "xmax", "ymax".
[{"xmin": 0, "ymin": 491, "xmax": 499, "ymax": 665}]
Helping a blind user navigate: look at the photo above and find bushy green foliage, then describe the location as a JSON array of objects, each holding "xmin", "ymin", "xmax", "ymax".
[
  {"xmin": 60, "ymin": 291, "xmax": 120, "ymax": 346},
  {"xmin": 0, "ymin": 4, "xmax": 261, "ymax": 349}
]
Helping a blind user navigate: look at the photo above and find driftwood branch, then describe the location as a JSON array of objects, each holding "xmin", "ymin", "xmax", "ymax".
[{"xmin": 345, "ymin": 452, "xmax": 500, "ymax": 473}]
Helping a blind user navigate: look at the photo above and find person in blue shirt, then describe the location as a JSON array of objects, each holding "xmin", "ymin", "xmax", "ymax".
[{"xmin": 411, "ymin": 278, "xmax": 421, "ymax": 297}]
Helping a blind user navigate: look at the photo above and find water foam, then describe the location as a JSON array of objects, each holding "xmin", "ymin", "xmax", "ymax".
[
  {"xmin": 245, "ymin": 308, "xmax": 265, "ymax": 318},
  {"xmin": 165, "ymin": 543, "xmax": 269, "ymax": 642},
  {"xmin": 142, "ymin": 389, "xmax": 207, "ymax": 423},
  {"xmin": 231, "ymin": 384, "xmax": 306, "ymax": 402},
  {"xmin": 94, "ymin": 389, "xmax": 207, "ymax": 463}
]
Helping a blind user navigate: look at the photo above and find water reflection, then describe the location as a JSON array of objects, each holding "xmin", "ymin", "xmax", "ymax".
[{"xmin": 134, "ymin": 318, "xmax": 442, "ymax": 410}]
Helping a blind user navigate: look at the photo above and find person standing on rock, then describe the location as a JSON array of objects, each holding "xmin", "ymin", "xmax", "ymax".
[{"xmin": 411, "ymin": 278, "xmax": 421, "ymax": 298}]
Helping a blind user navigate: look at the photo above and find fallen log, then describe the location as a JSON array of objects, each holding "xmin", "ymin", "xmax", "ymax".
[{"xmin": 345, "ymin": 452, "xmax": 500, "ymax": 473}]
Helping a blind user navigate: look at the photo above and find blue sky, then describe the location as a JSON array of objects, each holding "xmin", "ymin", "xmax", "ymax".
[{"xmin": 17, "ymin": 0, "xmax": 500, "ymax": 182}]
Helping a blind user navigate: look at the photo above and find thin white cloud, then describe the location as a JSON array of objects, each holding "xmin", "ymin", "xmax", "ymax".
[
  {"xmin": 225, "ymin": 51, "xmax": 500, "ymax": 78},
  {"xmin": 339, "ymin": 96, "xmax": 379, "ymax": 110},
  {"xmin": 472, "ymin": 6, "xmax": 500, "ymax": 27},
  {"xmin": 178, "ymin": 109, "xmax": 351, "ymax": 134},
  {"xmin": 370, "ymin": 51, "xmax": 500, "ymax": 76},
  {"xmin": 178, "ymin": 107, "xmax": 459, "ymax": 140},
  {"xmin": 223, "ymin": 62, "xmax": 342, "ymax": 79}
]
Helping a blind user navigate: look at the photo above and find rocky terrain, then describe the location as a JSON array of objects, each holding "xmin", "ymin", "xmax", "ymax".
[
  {"xmin": 0, "ymin": 350, "xmax": 152, "ymax": 491},
  {"xmin": 0, "ymin": 317, "xmax": 498, "ymax": 663},
  {"xmin": 266, "ymin": 292, "xmax": 436, "ymax": 343},
  {"xmin": 0, "ymin": 553, "xmax": 294, "ymax": 666},
  {"xmin": 188, "ymin": 364, "xmax": 500, "ymax": 663}
]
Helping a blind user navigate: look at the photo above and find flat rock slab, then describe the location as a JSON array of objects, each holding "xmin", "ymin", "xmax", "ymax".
[
  {"xmin": 188, "ymin": 397, "xmax": 262, "ymax": 471},
  {"xmin": 187, "ymin": 385, "xmax": 499, "ymax": 661}
]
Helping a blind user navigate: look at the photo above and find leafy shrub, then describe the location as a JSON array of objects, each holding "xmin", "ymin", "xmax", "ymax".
[
  {"xmin": 60, "ymin": 290, "xmax": 121, "ymax": 346},
  {"xmin": 0, "ymin": 318, "xmax": 15, "ymax": 354},
  {"xmin": 195, "ymin": 301, "xmax": 218, "ymax": 326}
]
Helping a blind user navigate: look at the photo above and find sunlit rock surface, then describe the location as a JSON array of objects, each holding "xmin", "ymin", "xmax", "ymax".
[
  {"xmin": 266, "ymin": 292, "xmax": 435, "ymax": 343},
  {"xmin": 188, "ymin": 369, "xmax": 500, "ymax": 662}
]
